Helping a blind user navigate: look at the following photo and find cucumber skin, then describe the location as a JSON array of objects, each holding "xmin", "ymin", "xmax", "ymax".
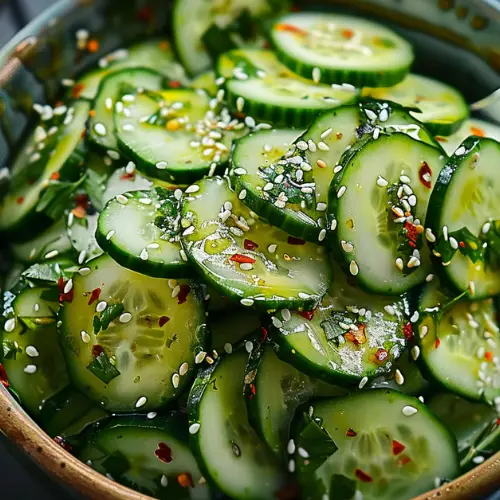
[
  {"xmin": 425, "ymin": 136, "xmax": 496, "ymax": 299},
  {"xmin": 225, "ymin": 81, "xmax": 358, "ymax": 129},
  {"xmin": 272, "ymin": 42, "xmax": 411, "ymax": 89},
  {"xmin": 421, "ymin": 118, "xmax": 467, "ymax": 138}
]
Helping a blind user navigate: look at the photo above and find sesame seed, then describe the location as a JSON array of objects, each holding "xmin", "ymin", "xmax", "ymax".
[
  {"xmin": 135, "ymin": 396, "xmax": 147, "ymax": 408},
  {"xmin": 79, "ymin": 267, "xmax": 91, "ymax": 276},
  {"xmin": 4, "ymin": 318, "xmax": 16, "ymax": 332},
  {"xmin": 268, "ymin": 244, "xmax": 277, "ymax": 253},
  {"xmin": 482, "ymin": 222, "xmax": 491, "ymax": 234},
  {"xmin": 272, "ymin": 317, "xmax": 283, "ymax": 328},
  {"xmin": 468, "ymin": 281, "xmax": 476, "ymax": 296},
  {"xmin": 119, "ymin": 313, "xmax": 132, "ymax": 324},
  {"xmin": 365, "ymin": 109, "xmax": 377, "ymax": 121},
  {"xmin": 62, "ymin": 78, "xmax": 75, "ymax": 87},
  {"xmin": 316, "ymin": 202, "xmax": 327, "ymax": 212},
  {"xmin": 240, "ymin": 298, "xmax": 254, "ymax": 307},
  {"xmin": 155, "ymin": 161, "xmax": 167, "ymax": 170},
  {"xmin": 384, "ymin": 305, "xmax": 396, "ymax": 316},
  {"xmin": 298, "ymin": 447, "xmax": 309, "ymax": 458},
  {"xmin": 224, "ymin": 343, "xmax": 233, "ymax": 354},
  {"xmin": 185, "ymin": 184, "xmax": 200, "ymax": 194},
  {"xmin": 411, "ymin": 345, "xmax": 420, "ymax": 360},
  {"xmin": 472, "ymin": 455, "xmax": 485, "ymax": 464},
  {"xmin": 26, "ymin": 346, "xmax": 39, "ymax": 357},
  {"xmin": 321, "ymin": 128, "xmax": 332, "ymax": 140},
  {"xmin": 443, "ymin": 225, "xmax": 449, "ymax": 241},
  {"xmin": 44, "ymin": 250, "xmax": 59, "ymax": 260},
  {"xmin": 410, "ymin": 311, "xmax": 419, "ymax": 323},
  {"xmin": 63, "ymin": 279, "xmax": 73, "ymax": 295},
  {"xmin": 287, "ymin": 439, "xmax": 296, "ymax": 455},
  {"xmin": 373, "ymin": 127, "xmax": 380, "ymax": 140},
  {"xmin": 236, "ymin": 97, "xmax": 245, "ymax": 112},
  {"xmin": 395, "ymin": 369, "xmax": 404, "ymax": 385},
  {"xmin": 234, "ymin": 167, "xmax": 247, "ymax": 176},
  {"xmin": 407, "ymin": 256, "xmax": 420, "ymax": 268},
  {"xmin": 288, "ymin": 459, "xmax": 296, "ymax": 473},
  {"xmin": 140, "ymin": 248, "xmax": 149, "ymax": 261},
  {"xmin": 24, "ymin": 365, "xmax": 37, "ymax": 374},
  {"xmin": 96, "ymin": 301, "xmax": 107, "ymax": 313},
  {"xmin": 349, "ymin": 260, "xmax": 359, "ymax": 276},
  {"xmin": 81, "ymin": 330, "xmax": 90, "ymax": 343},
  {"xmin": 189, "ymin": 423, "xmax": 201, "ymax": 435},
  {"xmin": 296, "ymin": 140, "xmax": 308, "ymax": 151},
  {"xmin": 312, "ymin": 67, "xmax": 321, "ymax": 83},
  {"xmin": 426, "ymin": 273, "xmax": 434, "ymax": 282},
  {"xmin": 238, "ymin": 189, "xmax": 247, "ymax": 201},
  {"xmin": 33, "ymin": 304, "xmax": 40, "ymax": 312},
  {"xmin": 125, "ymin": 161, "xmax": 135, "ymax": 174},
  {"xmin": 179, "ymin": 362, "xmax": 189, "ymax": 376},
  {"xmin": 318, "ymin": 141, "xmax": 329, "ymax": 151},
  {"xmin": 245, "ymin": 341, "xmax": 254, "ymax": 353},
  {"xmin": 195, "ymin": 351, "xmax": 207, "ymax": 364},
  {"xmin": 395, "ymin": 258, "xmax": 404, "ymax": 271},
  {"xmin": 180, "ymin": 249, "xmax": 188, "ymax": 262},
  {"xmin": 419, "ymin": 325, "xmax": 428, "ymax": 338},
  {"xmin": 379, "ymin": 109, "xmax": 389, "ymax": 122},
  {"xmin": 376, "ymin": 176, "xmax": 388, "ymax": 187},
  {"xmin": 402, "ymin": 405, "xmax": 418, "ymax": 417},
  {"xmin": 116, "ymin": 194, "xmax": 128, "ymax": 205},
  {"xmin": 93, "ymin": 123, "xmax": 107, "ymax": 136},
  {"xmin": 318, "ymin": 229, "xmax": 327, "ymax": 242},
  {"xmin": 330, "ymin": 219, "xmax": 337, "ymax": 231},
  {"xmin": 106, "ymin": 230, "xmax": 115, "ymax": 241},
  {"xmin": 341, "ymin": 240, "xmax": 354, "ymax": 253},
  {"xmin": 147, "ymin": 412, "xmax": 157, "ymax": 419},
  {"xmin": 172, "ymin": 373, "xmax": 180, "ymax": 388},
  {"xmin": 359, "ymin": 376, "xmax": 368, "ymax": 389},
  {"xmin": 123, "ymin": 124, "xmax": 134, "ymax": 132},
  {"xmin": 425, "ymin": 228, "xmax": 436, "ymax": 243},
  {"xmin": 147, "ymin": 243, "xmax": 160, "ymax": 250},
  {"xmin": 307, "ymin": 140, "xmax": 317, "ymax": 152},
  {"xmin": 245, "ymin": 116, "xmax": 256, "ymax": 128}
]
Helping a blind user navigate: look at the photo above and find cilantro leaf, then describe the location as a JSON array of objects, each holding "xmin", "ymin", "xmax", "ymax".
[
  {"xmin": 36, "ymin": 176, "xmax": 86, "ymax": 220},
  {"xmin": 86, "ymin": 352, "xmax": 120, "ymax": 384}
]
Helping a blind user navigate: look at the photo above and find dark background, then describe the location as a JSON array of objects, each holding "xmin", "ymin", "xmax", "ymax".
[{"xmin": 0, "ymin": 0, "xmax": 499, "ymax": 499}]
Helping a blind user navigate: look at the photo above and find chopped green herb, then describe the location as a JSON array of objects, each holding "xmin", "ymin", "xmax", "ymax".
[{"xmin": 86, "ymin": 351, "xmax": 121, "ymax": 384}]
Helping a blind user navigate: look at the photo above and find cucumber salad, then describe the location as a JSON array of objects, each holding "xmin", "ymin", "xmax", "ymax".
[{"xmin": 2, "ymin": 2, "xmax": 500, "ymax": 500}]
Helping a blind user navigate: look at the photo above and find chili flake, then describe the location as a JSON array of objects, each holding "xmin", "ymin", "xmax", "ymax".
[
  {"xmin": 341, "ymin": 28, "xmax": 354, "ymax": 39},
  {"xmin": 53, "ymin": 436, "xmax": 72, "ymax": 452},
  {"xmin": 169, "ymin": 80, "xmax": 182, "ymax": 89},
  {"xmin": 230, "ymin": 254, "xmax": 256, "ymax": 264},
  {"xmin": 120, "ymin": 172, "xmax": 135, "ymax": 181},
  {"xmin": 92, "ymin": 345, "xmax": 104, "ymax": 357},
  {"xmin": 89, "ymin": 109, "xmax": 96, "ymax": 117},
  {"xmin": 244, "ymin": 239, "xmax": 259, "ymax": 251},
  {"xmin": 249, "ymin": 383, "xmax": 257, "ymax": 399},
  {"xmin": 275, "ymin": 24, "xmax": 308, "ymax": 36},
  {"xmin": 0, "ymin": 363, "xmax": 9, "ymax": 388},
  {"xmin": 299, "ymin": 309, "xmax": 315, "ymax": 321},
  {"xmin": 155, "ymin": 442, "xmax": 173, "ymax": 463},
  {"xmin": 16, "ymin": 196, "xmax": 24, "ymax": 205},
  {"xmin": 355, "ymin": 468, "xmax": 373, "ymax": 483},
  {"xmin": 260, "ymin": 326, "xmax": 268, "ymax": 343},
  {"xmin": 50, "ymin": 172, "xmax": 60, "ymax": 181},
  {"xmin": 346, "ymin": 428, "xmax": 357, "ymax": 437},
  {"xmin": 88, "ymin": 287, "xmax": 102, "ymax": 306},
  {"xmin": 177, "ymin": 473, "xmax": 193, "ymax": 488},
  {"xmin": 374, "ymin": 348, "xmax": 389, "ymax": 364},
  {"xmin": 403, "ymin": 322, "xmax": 413, "ymax": 340},
  {"xmin": 470, "ymin": 126, "xmax": 485, "ymax": 137},
  {"xmin": 72, "ymin": 205, "xmax": 87, "ymax": 219},
  {"xmin": 435, "ymin": 338, "xmax": 441, "ymax": 349},
  {"xmin": 485, "ymin": 351, "xmax": 493, "ymax": 362},
  {"xmin": 177, "ymin": 284, "xmax": 191, "ymax": 305},
  {"xmin": 392, "ymin": 440, "xmax": 405, "ymax": 455},
  {"xmin": 71, "ymin": 83, "xmax": 85, "ymax": 99},
  {"xmin": 345, "ymin": 324, "xmax": 367, "ymax": 346},
  {"xmin": 87, "ymin": 39, "xmax": 99, "ymax": 53},
  {"xmin": 287, "ymin": 236, "xmax": 306, "ymax": 245},
  {"xmin": 399, "ymin": 455, "xmax": 412, "ymax": 466},
  {"xmin": 159, "ymin": 316, "xmax": 170, "ymax": 327},
  {"xmin": 419, "ymin": 162, "xmax": 432, "ymax": 189}
]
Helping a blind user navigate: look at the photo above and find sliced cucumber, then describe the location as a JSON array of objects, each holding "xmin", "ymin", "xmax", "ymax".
[
  {"xmin": 437, "ymin": 118, "xmax": 500, "ymax": 155},
  {"xmin": 245, "ymin": 343, "xmax": 347, "ymax": 461},
  {"xmin": 1, "ymin": 287, "xmax": 69, "ymax": 415},
  {"xmin": 329, "ymin": 132, "xmax": 446, "ymax": 294},
  {"xmin": 0, "ymin": 100, "xmax": 89, "ymax": 238},
  {"xmin": 11, "ymin": 219, "xmax": 72, "ymax": 263},
  {"xmin": 273, "ymin": 261, "xmax": 409, "ymax": 384},
  {"xmin": 74, "ymin": 38, "xmax": 187, "ymax": 101},
  {"xmin": 426, "ymin": 137, "xmax": 500, "ymax": 298},
  {"xmin": 115, "ymin": 89, "xmax": 244, "ymax": 184},
  {"xmin": 217, "ymin": 48, "xmax": 358, "ymax": 127},
  {"xmin": 173, "ymin": 0, "xmax": 285, "ymax": 76},
  {"xmin": 270, "ymin": 12, "xmax": 413, "ymax": 88},
  {"xmin": 67, "ymin": 207, "xmax": 103, "ymax": 264},
  {"xmin": 188, "ymin": 350, "xmax": 286, "ymax": 499},
  {"xmin": 293, "ymin": 390, "xmax": 458, "ymax": 500},
  {"xmin": 417, "ymin": 279, "xmax": 500, "ymax": 404},
  {"xmin": 78, "ymin": 415, "xmax": 210, "ymax": 499},
  {"xmin": 190, "ymin": 71, "xmax": 218, "ymax": 96},
  {"xmin": 181, "ymin": 176, "xmax": 332, "ymax": 311},
  {"xmin": 363, "ymin": 74, "xmax": 469, "ymax": 136},
  {"xmin": 58, "ymin": 254, "xmax": 207, "ymax": 412},
  {"xmin": 97, "ymin": 188, "xmax": 191, "ymax": 278},
  {"xmin": 427, "ymin": 391, "xmax": 497, "ymax": 466},
  {"xmin": 89, "ymin": 68, "xmax": 164, "ymax": 152}
]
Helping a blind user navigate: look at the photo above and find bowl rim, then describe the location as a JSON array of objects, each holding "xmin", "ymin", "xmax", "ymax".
[{"xmin": 0, "ymin": 0, "xmax": 499, "ymax": 499}]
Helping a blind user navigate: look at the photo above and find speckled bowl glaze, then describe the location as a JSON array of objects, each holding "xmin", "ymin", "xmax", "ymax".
[{"xmin": 1, "ymin": 1, "xmax": 500, "ymax": 499}]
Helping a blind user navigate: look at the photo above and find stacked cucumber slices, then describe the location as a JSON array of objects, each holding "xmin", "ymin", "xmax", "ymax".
[{"xmin": 1, "ymin": 4, "xmax": 500, "ymax": 500}]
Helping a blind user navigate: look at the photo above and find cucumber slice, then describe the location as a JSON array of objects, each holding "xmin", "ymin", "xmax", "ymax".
[
  {"xmin": 246, "ymin": 343, "xmax": 347, "ymax": 460},
  {"xmin": 11, "ymin": 219, "xmax": 73, "ymax": 263},
  {"xmin": 97, "ymin": 188, "xmax": 191, "ymax": 278},
  {"xmin": 0, "ymin": 101, "xmax": 89, "ymax": 239},
  {"xmin": 292, "ymin": 390, "xmax": 458, "ymax": 500},
  {"xmin": 115, "ymin": 89, "xmax": 245, "ymax": 184},
  {"xmin": 67, "ymin": 208, "xmax": 103, "ymax": 265},
  {"xmin": 74, "ymin": 38, "xmax": 187, "ymax": 101},
  {"xmin": 417, "ymin": 279, "xmax": 500, "ymax": 404},
  {"xmin": 329, "ymin": 132, "xmax": 446, "ymax": 294},
  {"xmin": 217, "ymin": 48, "xmax": 358, "ymax": 127},
  {"xmin": 188, "ymin": 350, "xmax": 286, "ymax": 499},
  {"xmin": 273, "ymin": 261, "xmax": 409, "ymax": 384},
  {"xmin": 181, "ymin": 176, "xmax": 332, "ymax": 311},
  {"xmin": 190, "ymin": 71, "xmax": 218, "ymax": 96},
  {"xmin": 426, "ymin": 137, "xmax": 500, "ymax": 298},
  {"xmin": 270, "ymin": 12, "xmax": 413, "ymax": 88},
  {"xmin": 363, "ymin": 74, "xmax": 469, "ymax": 136},
  {"xmin": 78, "ymin": 415, "xmax": 210, "ymax": 499},
  {"xmin": 427, "ymin": 392, "xmax": 497, "ymax": 465},
  {"xmin": 437, "ymin": 118, "xmax": 500, "ymax": 155},
  {"xmin": 1, "ymin": 287, "xmax": 69, "ymax": 415},
  {"xmin": 58, "ymin": 254, "xmax": 208, "ymax": 412},
  {"xmin": 89, "ymin": 68, "xmax": 164, "ymax": 152},
  {"xmin": 173, "ymin": 0, "xmax": 285, "ymax": 76}
]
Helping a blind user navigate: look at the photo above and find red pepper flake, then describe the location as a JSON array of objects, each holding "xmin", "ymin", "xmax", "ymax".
[
  {"xmin": 435, "ymin": 136, "xmax": 448, "ymax": 143},
  {"xmin": 58, "ymin": 277, "xmax": 74, "ymax": 303},
  {"xmin": 345, "ymin": 324, "xmax": 367, "ymax": 346},
  {"xmin": 355, "ymin": 468, "xmax": 373, "ymax": 483},
  {"xmin": 419, "ymin": 162, "xmax": 432, "ymax": 189},
  {"xmin": 72, "ymin": 205, "xmax": 87, "ymax": 219},
  {"xmin": 155, "ymin": 442, "xmax": 173, "ymax": 463},
  {"xmin": 287, "ymin": 236, "xmax": 306, "ymax": 245},
  {"xmin": 89, "ymin": 110, "xmax": 96, "ymax": 117},
  {"xmin": 137, "ymin": 5, "xmax": 154, "ymax": 23},
  {"xmin": 177, "ymin": 284, "xmax": 191, "ymax": 305},
  {"xmin": 392, "ymin": 440, "xmax": 405, "ymax": 455},
  {"xmin": 54, "ymin": 435, "xmax": 72, "ymax": 452},
  {"xmin": 374, "ymin": 348, "xmax": 389, "ymax": 364},
  {"xmin": 92, "ymin": 345, "xmax": 104, "ymax": 358},
  {"xmin": 341, "ymin": 28, "xmax": 354, "ymax": 39},
  {"xmin": 346, "ymin": 428, "xmax": 357, "ymax": 437},
  {"xmin": 399, "ymin": 454, "xmax": 412, "ymax": 466},
  {"xmin": 403, "ymin": 322, "xmax": 413, "ymax": 340},
  {"xmin": 471, "ymin": 126, "xmax": 486, "ymax": 137},
  {"xmin": 299, "ymin": 309, "xmax": 316, "ymax": 321},
  {"xmin": 485, "ymin": 351, "xmax": 493, "ymax": 362},
  {"xmin": 0, "ymin": 363, "xmax": 9, "ymax": 388},
  {"xmin": 50, "ymin": 172, "xmax": 60, "ymax": 181},
  {"xmin": 496, "ymin": 417, "xmax": 500, "ymax": 426},
  {"xmin": 87, "ymin": 39, "xmax": 99, "ymax": 53},
  {"xmin": 275, "ymin": 24, "xmax": 308, "ymax": 36},
  {"xmin": 120, "ymin": 172, "xmax": 135, "ymax": 181},
  {"xmin": 249, "ymin": 383, "xmax": 257, "ymax": 399},
  {"xmin": 168, "ymin": 80, "xmax": 182, "ymax": 89},
  {"xmin": 177, "ymin": 473, "xmax": 193, "ymax": 488},
  {"xmin": 71, "ymin": 83, "xmax": 85, "ymax": 99},
  {"xmin": 159, "ymin": 40, "xmax": 169, "ymax": 51},
  {"xmin": 75, "ymin": 193, "xmax": 89, "ymax": 208},
  {"xmin": 159, "ymin": 316, "xmax": 170, "ymax": 327},
  {"xmin": 230, "ymin": 254, "xmax": 256, "ymax": 264},
  {"xmin": 88, "ymin": 287, "xmax": 101, "ymax": 306},
  {"xmin": 244, "ymin": 239, "xmax": 259, "ymax": 251},
  {"xmin": 459, "ymin": 241, "xmax": 466, "ymax": 248},
  {"xmin": 404, "ymin": 221, "xmax": 418, "ymax": 249},
  {"xmin": 16, "ymin": 196, "xmax": 24, "ymax": 205},
  {"xmin": 435, "ymin": 338, "xmax": 441, "ymax": 349},
  {"xmin": 260, "ymin": 326, "xmax": 268, "ymax": 343}
]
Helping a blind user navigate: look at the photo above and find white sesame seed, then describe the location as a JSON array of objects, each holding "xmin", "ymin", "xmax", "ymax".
[
  {"xmin": 234, "ymin": 167, "xmax": 247, "ymax": 176},
  {"xmin": 63, "ymin": 279, "xmax": 73, "ymax": 295},
  {"xmin": 178, "ymin": 362, "xmax": 189, "ymax": 376},
  {"xmin": 318, "ymin": 141, "xmax": 329, "ymax": 151},
  {"xmin": 337, "ymin": 186, "xmax": 346, "ymax": 198},
  {"xmin": 281, "ymin": 309, "xmax": 291, "ymax": 322},
  {"xmin": 93, "ymin": 123, "xmax": 107, "ymax": 136},
  {"xmin": 365, "ymin": 109, "xmax": 377, "ymax": 121},
  {"xmin": 135, "ymin": 396, "xmax": 147, "ymax": 408},
  {"xmin": 442, "ymin": 225, "xmax": 449, "ymax": 241},
  {"xmin": 172, "ymin": 373, "xmax": 180, "ymax": 388},
  {"xmin": 288, "ymin": 459, "xmax": 296, "ymax": 473},
  {"xmin": 395, "ymin": 369, "xmax": 404, "ymax": 385},
  {"xmin": 455, "ymin": 146, "xmax": 466, "ymax": 156},
  {"xmin": 312, "ymin": 67, "xmax": 321, "ymax": 83},
  {"xmin": 96, "ymin": 301, "xmax": 107, "ymax": 313},
  {"xmin": 139, "ymin": 248, "xmax": 149, "ymax": 261},
  {"xmin": 298, "ymin": 447, "xmax": 309, "ymax": 458},
  {"xmin": 147, "ymin": 243, "xmax": 160, "ymax": 250},
  {"xmin": 384, "ymin": 305, "xmax": 396, "ymax": 316},
  {"xmin": 180, "ymin": 249, "xmax": 188, "ymax": 262},
  {"xmin": 44, "ymin": 250, "xmax": 59, "ymax": 260},
  {"xmin": 24, "ymin": 365, "xmax": 37, "ymax": 374},
  {"xmin": 307, "ymin": 140, "xmax": 317, "ymax": 152},
  {"xmin": 189, "ymin": 423, "xmax": 201, "ymax": 435},
  {"xmin": 4, "ymin": 318, "xmax": 16, "ymax": 332},
  {"xmin": 410, "ymin": 311, "xmax": 419, "ymax": 323},
  {"xmin": 33, "ymin": 304, "xmax": 40, "ymax": 313},
  {"xmin": 318, "ymin": 229, "xmax": 327, "ymax": 242},
  {"xmin": 419, "ymin": 325, "xmax": 428, "ymax": 338},
  {"xmin": 349, "ymin": 260, "xmax": 359, "ymax": 276},
  {"xmin": 245, "ymin": 341, "xmax": 254, "ymax": 353},
  {"xmin": 116, "ymin": 194, "xmax": 128, "ymax": 205},
  {"xmin": 407, "ymin": 256, "xmax": 421, "ymax": 268},
  {"xmin": 147, "ymin": 412, "xmax": 157, "ymax": 419},
  {"xmin": 359, "ymin": 376, "xmax": 368, "ymax": 389},
  {"xmin": 472, "ymin": 455, "xmax": 485, "ymax": 464},
  {"xmin": 195, "ymin": 351, "xmax": 207, "ymax": 364},
  {"xmin": 321, "ymin": 128, "xmax": 332, "ymax": 140},
  {"xmin": 106, "ymin": 230, "xmax": 115, "ymax": 241},
  {"xmin": 245, "ymin": 116, "xmax": 256, "ymax": 128},
  {"xmin": 119, "ymin": 313, "xmax": 132, "ymax": 324},
  {"xmin": 240, "ymin": 298, "xmax": 254, "ymax": 307},
  {"xmin": 426, "ymin": 273, "xmax": 434, "ymax": 282},
  {"xmin": 185, "ymin": 185, "xmax": 200, "ymax": 194},
  {"xmin": 123, "ymin": 124, "xmax": 135, "ymax": 132},
  {"xmin": 268, "ymin": 244, "xmax": 277, "ymax": 254},
  {"xmin": 287, "ymin": 439, "xmax": 296, "ymax": 455},
  {"xmin": 296, "ymin": 140, "xmax": 308, "ymax": 151},
  {"xmin": 376, "ymin": 176, "xmax": 388, "ymax": 187},
  {"xmin": 240, "ymin": 263, "xmax": 253, "ymax": 271},
  {"xmin": 402, "ymin": 405, "xmax": 418, "ymax": 416},
  {"xmin": 395, "ymin": 258, "xmax": 404, "ymax": 271},
  {"xmin": 330, "ymin": 219, "xmax": 337, "ymax": 231},
  {"xmin": 379, "ymin": 109, "xmax": 389, "ymax": 122},
  {"xmin": 341, "ymin": 240, "xmax": 354, "ymax": 253},
  {"xmin": 81, "ymin": 330, "xmax": 90, "ymax": 343},
  {"xmin": 125, "ymin": 161, "xmax": 135, "ymax": 174},
  {"xmin": 26, "ymin": 346, "xmax": 39, "ymax": 357},
  {"xmin": 468, "ymin": 281, "xmax": 476, "ymax": 296},
  {"xmin": 224, "ymin": 343, "xmax": 233, "ymax": 354},
  {"xmin": 272, "ymin": 317, "xmax": 283, "ymax": 328},
  {"xmin": 411, "ymin": 345, "xmax": 420, "ymax": 360}
]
